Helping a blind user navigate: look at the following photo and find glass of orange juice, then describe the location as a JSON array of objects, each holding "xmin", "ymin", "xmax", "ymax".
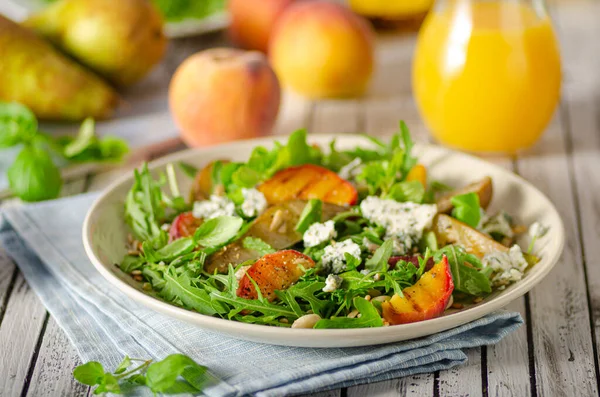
[{"xmin": 412, "ymin": 0, "xmax": 561, "ymax": 153}]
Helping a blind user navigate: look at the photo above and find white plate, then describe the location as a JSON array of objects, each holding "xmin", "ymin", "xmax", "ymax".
[
  {"xmin": 83, "ymin": 135, "xmax": 565, "ymax": 347},
  {"xmin": 0, "ymin": 1, "xmax": 228, "ymax": 38}
]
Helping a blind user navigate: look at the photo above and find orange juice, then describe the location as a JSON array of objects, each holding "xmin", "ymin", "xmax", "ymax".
[{"xmin": 413, "ymin": 1, "xmax": 561, "ymax": 153}]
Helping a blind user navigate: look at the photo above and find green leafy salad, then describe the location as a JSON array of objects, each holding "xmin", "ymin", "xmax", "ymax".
[{"xmin": 120, "ymin": 122, "xmax": 544, "ymax": 329}]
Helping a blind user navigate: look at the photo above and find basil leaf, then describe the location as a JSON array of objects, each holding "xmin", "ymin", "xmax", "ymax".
[
  {"xmin": 194, "ymin": 216, "xmax": 243, "ymax": 248},
  {"xmin": 144, "ymin": 237, "xmax": 195, "ymax": 263},
  {"xmin": 314, "ymin": 297, "xmax": 383, "ymax": 329},
  {"xmin": 242, "ymin": 237, "xmax": 275, "ymax": 256},
  {"xmin": 73, "ymin": 362, "xmax": 105, "ymax": 386},
  {"xmin": 387, "ymin": 180, "xmax": 425, "ymax": 203},
  {"xmin": 451, "ymin": 192, "xmax": 481, "ymax": 228},
  {"xmin": 365, "ymin": 239, "xmax": 393, "ymax": 271},
  {"xmin": 94, "ymin": 373, "xmax": 121, "ymax": 394},
  {"xmin": 295, "ymin": 199, "xmax": 322, "ymax": 233},
  {"xmin": 0, "ymin": 102, "xmax": 37, "ymax": 148},
  {"xmin": 7, "ymin": 144, "xmax": 62, "ymax": 202}
]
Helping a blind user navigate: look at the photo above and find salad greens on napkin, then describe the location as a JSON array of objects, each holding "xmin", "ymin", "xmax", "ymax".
[
  {"xmin": 118, "ymin": 121, "xmax": 541, "ymax": 330},
  {"xmin": 0, "ymin": 102, "xmax": 128, "ymax": 202}
]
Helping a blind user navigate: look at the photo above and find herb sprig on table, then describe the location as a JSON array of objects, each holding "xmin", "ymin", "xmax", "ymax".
[
  {"xmin": 0, "ymin": 102, "xmax": 128, "ymax": 202},
  {"xmin": 73, "ymin": 354, "xmax": 210, "ymax": 395}
]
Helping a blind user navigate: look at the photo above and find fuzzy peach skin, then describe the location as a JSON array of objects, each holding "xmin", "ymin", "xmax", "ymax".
[
  {"xmin": 169, "ymin": 48, "xmax": 281, "ymax": 147},
  {"xmin": 269, "ymin": 1, "xmax": 375, "ymax": 98},
  {"xmin": 228, "ymin": 0, "xmax": 297, "ymax": 53}
]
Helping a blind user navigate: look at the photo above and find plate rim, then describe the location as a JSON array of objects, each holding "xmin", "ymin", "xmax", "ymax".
[{"xmin": 82, "ymin": 134, "xmax": 565, "ymax": 347}]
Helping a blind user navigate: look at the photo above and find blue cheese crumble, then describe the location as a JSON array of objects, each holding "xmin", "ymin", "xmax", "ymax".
[
  {"xmin": 483, "ymin": 245, "xmax": 528, "ymax": 289},
  {"xmin": 322, "ymin": 239, "xmax": 361, "ymax": 274},
  {"xmin": 192, "ymin": 195, "xmax": 236, "ymax": 220},
  {"xmin": 529, "ymin": 222, "xmax": 549, "ymax": 239},
  {"xmin": 338, "ymin": 158, "xmax": 363, "ymax": 180},
  {"xmin": 322, "ymin": 274, "xmax": 344, "ymax": 293},
  {"xmin": 303, "ymin": 220, "xmax": 337, "ymax": 247},
  {"xmin": 480, "ymin": 210, "xmax": 514, "ymax": 238},
  {"xmin": 241, "ymin": 188, "xmax": 267, "ymax": 218},
  {"xmin": 359, "ymin": 196, "xmax": 437, "ymax": 250}
]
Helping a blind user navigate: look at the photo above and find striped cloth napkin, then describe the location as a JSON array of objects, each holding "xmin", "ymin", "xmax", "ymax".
[{"xmin": 0, "ymin": 194, "xmax": 522, "ymax": 397}]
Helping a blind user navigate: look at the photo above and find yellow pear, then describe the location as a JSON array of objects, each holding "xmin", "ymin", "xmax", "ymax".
[
  {"xmin": 0, "ymin": 15, "xmax": 118, "ymax": 121},
  {"xmin": 25, "ymin": 0, "xmax": 168, "ymax": 87}
]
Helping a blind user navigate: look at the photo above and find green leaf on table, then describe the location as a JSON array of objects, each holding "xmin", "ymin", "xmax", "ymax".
[
  {"xmin": 146, "ymin": 354, "xmax": 208, "ymax": 393},
  {"xmin": 314, "ymin": 297, "xmax": 383, "ymax": 329},
  {"xmin": 295, "ymin": 199, "xmax": 323, "ymax": 234},
  {"xmin": 94, "ymin": 373, "xmax": 121, "ymax": 394},
  {"xmin": 73, "ymin": 361, "xmax": 105, "ymax": 386},
  {"xmin": 113, "ymin": 356, "xmax": 132, "ymax": 375},
  {"xmin": 451, "ymin": 192, "xmax": 481, "ymax": 228},
  {"xmin": 7, "ymin": 144, "xmax": 62, "ymax": 202},
  {"xmin": 364, "ymin": 239, "xmax": 393, "ymax": 271},
  {"xmin": 194, "ymin": 216, "xmax": 243, "ymax": 248},
  {"xmin": 63, "ymin": 118, "xmax": 95, "ymax": 158},
  {"xmin": 0, "ymin": 101, "xmax": 37, "ymax": 148},
  {"xmin": 242, "ymin": 237, "xmax": 275, "ymax": 256}
]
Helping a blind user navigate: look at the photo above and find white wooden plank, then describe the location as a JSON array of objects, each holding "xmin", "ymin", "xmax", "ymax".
[
  {"xmin": 273, "ymin": 92, "xmax": 313, "ymax": 136},
  {"xmin": 516, "ymin": 116, "xmax": 598, "ymax": 396},
  {"xmin": 348, "ymin": 374, "xmax": 434, "ymax": 397},
  {"xmin": 0, "ymin": 272, "xmax": 48, "ymax": 397},
  {"xmin": 25, "ymin": 319, "xmax": 88, "ymax": 397},
  {"xmin": 0, "ymin": 250, "xmax": 17, "ymax": 326},
  {"xmin": 438, "ymin": 347, "xmax": 482, "ymax": 397}
]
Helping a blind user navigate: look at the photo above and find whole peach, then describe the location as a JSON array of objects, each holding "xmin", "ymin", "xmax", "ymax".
[
  {"xmin": 269, "ymin": 1, "xmax": 375, "ymax": 98},
  {"xmin": 169, "ymin": 48, "xmax": 281, "ymax": 147},
  {"xmin": 228, "ymin": 0, "xmax": 297, "ymax": 53}
]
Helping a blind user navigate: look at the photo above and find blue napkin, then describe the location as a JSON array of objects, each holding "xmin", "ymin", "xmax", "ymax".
[{"xmin": 0, "ymin": 194, "xmax": 523, "ymax": 397}]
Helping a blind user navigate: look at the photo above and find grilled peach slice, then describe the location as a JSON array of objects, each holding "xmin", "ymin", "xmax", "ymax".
[
  {"xmin": 258, "ymin": 164, "xmax": 358, "ymax": 206},
  {"xmin": 436, "ymin": 177, "xmax": 493, "ymax": 214},
  {"xmin": 382, "ymin": 256, "xmax": 454, "ymax": 325},
  {"xmin": 237, "ymin": 250, "xmax": 315, "ymax": 301},
  {"xmin": 406, "ymin": 164, "xmax": 427, "ymax": 187},
  {"xmin": 169, "ymin": 212, "xmax": 203, "ymax": 240}
]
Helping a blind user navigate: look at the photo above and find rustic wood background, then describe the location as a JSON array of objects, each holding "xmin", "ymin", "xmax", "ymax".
[{"xmin": 1, "ymin": 0, "xmax": 599, "ymax": 395}]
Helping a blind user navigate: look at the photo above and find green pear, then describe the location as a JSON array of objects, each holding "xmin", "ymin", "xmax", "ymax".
[
  {"xmin": 0, "ymin": 15, "xmax": 118, "ymax": 121},
  {"xmin": 25, "ymin": 0, "xmax": 168, "ymax": 87}
]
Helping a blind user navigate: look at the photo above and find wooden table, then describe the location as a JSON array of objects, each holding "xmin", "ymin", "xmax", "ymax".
[{"xmin": 1, "ymin": 1, "xmax": 599, "ymax": 396}]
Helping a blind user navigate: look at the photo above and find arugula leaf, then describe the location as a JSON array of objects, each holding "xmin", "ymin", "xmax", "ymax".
[
  {"xmin": 125, "ymin": 164, "xmax": 166, "ymax": 244},
  {"xmin": 194, "ymin": 216, "xmax": 243, "ymax": 248},
  {"xmin": 178, "ymin": 162, "xmax": 199, "ymax": 179},
  {"xmin": 451, "ymin": 192, "xmax": 481, "ymax": 228},
  {"xmin": 364, "ymin": 239, "xmax": 393, "ymax": 271},
  {"xmin": 0, "ymin": 102, "xmax": 37, "ymax": 147},
  {"xmin": 295, "ymin": 199, "xmax": 323, "ymax": 233},
  {"xmin": 283, "ymin": 129, "xmax": 321, "ymax": 166},
  {"xmin": 399, "ymin": 120, "xmax": 417, "ymax": 178},
  {"xmin": 314, "ymin": 297, "xmax": 383, "ymax": 329},
  {"xmin": 434, "ymin": 245, "xmax": 491, "ymax": 296},
  {"xmin": 145, "ymin": 354, "xmax": 207, "ymax": 393},
  {"xmin": 242, "ymin": 237, "xmax": 275, "ymax": 256},
  {"xmin": 279, "ymin": 281, "xmax": 330, "ymax": 317},
  {"xmin": 344, "ymin": 252, "xmax": 362, "ymax": 271},
  {"xmin": 161, "ymin": 267, "xmax": 225, "ymax": 315},
  {"xmin": 7, "ymin": 144, "xmax": 62, "ymax": 202},
  {"xmin": 387, "ymin": 180, "xmax": 425, "ymax": 203}
]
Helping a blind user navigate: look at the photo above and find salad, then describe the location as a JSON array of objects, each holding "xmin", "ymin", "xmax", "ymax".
[{"xmin": 120, "ymin": 122, "xmax": 544, "ymax": 329}]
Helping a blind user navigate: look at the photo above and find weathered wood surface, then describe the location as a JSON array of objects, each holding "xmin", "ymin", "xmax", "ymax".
[{"xmin": 1, "ymin": 1, "xmax": 599, "ymax": 396}]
